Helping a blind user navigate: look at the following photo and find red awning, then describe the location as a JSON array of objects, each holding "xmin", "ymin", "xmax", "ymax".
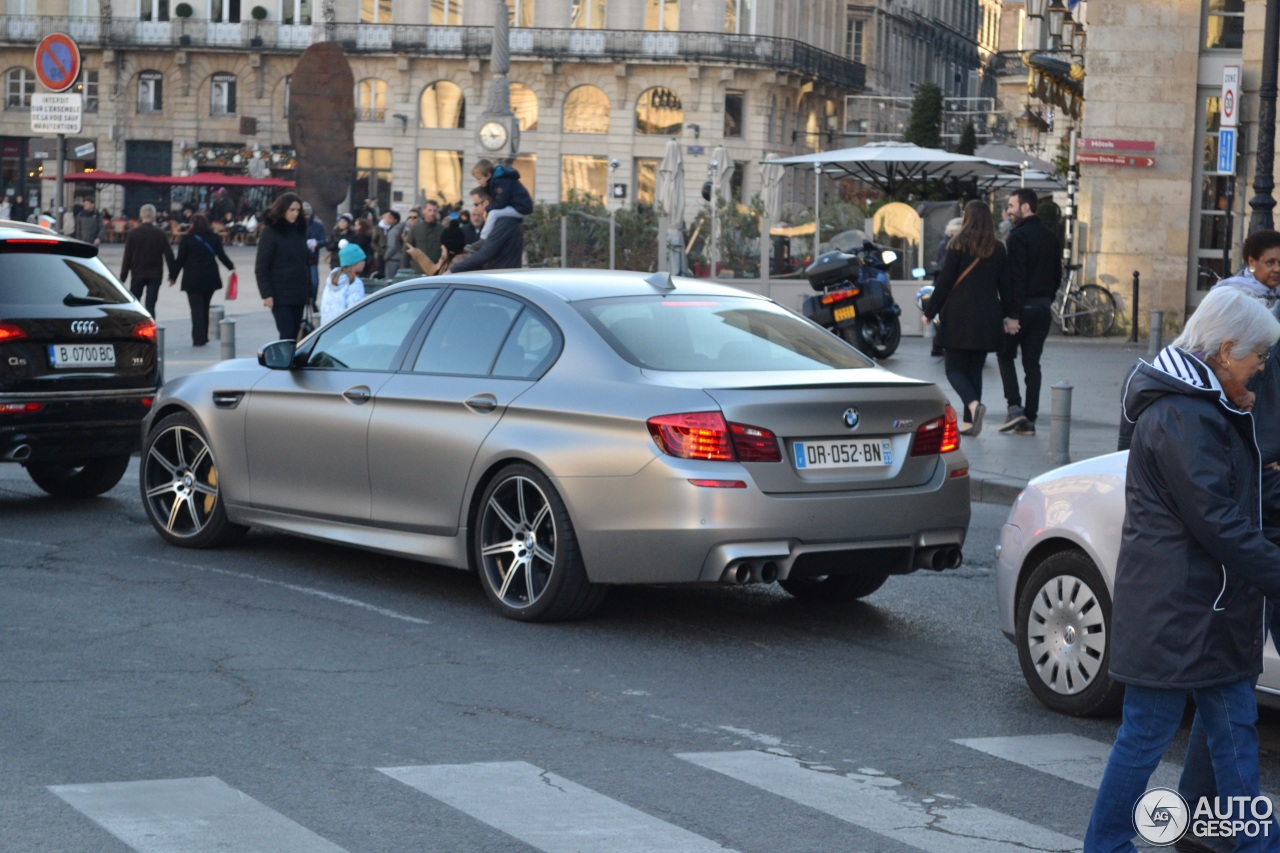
[{"xmin": 44, "ymin": 171, "xmax": 295, "ymax": 188}]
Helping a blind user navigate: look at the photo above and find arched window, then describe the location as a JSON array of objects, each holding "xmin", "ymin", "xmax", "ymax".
[
  {"xmin": 510, "ymin": 83, "xmax": 538, "ymax": 131},
  {"xmin": 562, "ymin": 85, "xmax": 610, "ymax": 134},
  {"xmin": 635, "ymin": 86, "xmax": 682, "ymax": 135},
  {"xmin": 420, "ymin": 80, "xmax": 465, "ymax": 129},
  {"xmin": 4, "ymin": 68, "xmax": 34, "ymax": 110},
  {"xmin": 137, "ymin": 70, "xmax": 164, "ymax": 114},
  {"xmin": 357, "ymin": 79, "xmax": 386, "ymax": 122}
]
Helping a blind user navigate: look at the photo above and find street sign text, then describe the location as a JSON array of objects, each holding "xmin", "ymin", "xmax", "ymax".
[
  {"xmin": 1077, "ymin": 138, "xmax": 1156, "ymax": 152},
  {"xmin": 1076, "ymin": 152, "xmax": 1156, "ymax": 168},
  {"xmin": 31, "ymin": 93, "xmax": 82, "ymax": 134}
]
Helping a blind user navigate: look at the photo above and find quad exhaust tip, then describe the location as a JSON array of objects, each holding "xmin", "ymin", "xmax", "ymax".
[{"xmin": 4, "ymin": 444, "xmax": 31, "ymax": 462}]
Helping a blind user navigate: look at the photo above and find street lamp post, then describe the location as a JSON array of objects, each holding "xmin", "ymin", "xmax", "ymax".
[{"xmin": 1250, "ymin": 0, "xmax": 1280, "ymax": 234}]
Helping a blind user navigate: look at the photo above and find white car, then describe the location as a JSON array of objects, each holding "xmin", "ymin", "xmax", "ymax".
[{"xmin": 995, "ymin": 451, "xmax": 1280, "ymax": 716}]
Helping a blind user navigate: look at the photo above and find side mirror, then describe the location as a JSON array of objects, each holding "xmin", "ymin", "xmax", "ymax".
[
  {"xmin": 258, "ymin": 339, "xmax": 298, "ymax": 369},
  {"xmin": 911, "ymin": 267, "xmax": 928, "ymax": 279}
]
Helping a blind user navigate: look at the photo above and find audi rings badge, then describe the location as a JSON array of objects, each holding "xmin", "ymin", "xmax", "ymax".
[{"xmin": 70, "ymin": 320, "xmax": 98, "ymax": 335}]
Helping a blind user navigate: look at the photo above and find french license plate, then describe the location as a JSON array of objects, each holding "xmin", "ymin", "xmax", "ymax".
[
  {"xmin": 49, "ymin": 343, "xmax": 115, "ymax": 369},
  {"xmin": 793, "ymin": 438, "xmax": 892, "ymax": 470},
  {"xmin": 833, "ymin": 304, "xmax": 857, "ymax": 322}
]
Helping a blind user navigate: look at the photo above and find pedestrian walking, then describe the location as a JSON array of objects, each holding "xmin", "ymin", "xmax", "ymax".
[
  {"xmin": 997, "ymin": 188, "xmax": 1062, "ymax": 437},
  {"xmin": 255, "ymin": 192, "xmax": 311, "ymax": 341},
  {"xmin": 74, "ymin": 197, "xmax": 103, "ymax": 246},
  {"xmin": 170, "ymin": 213, "xmax": 234, "ymax": 347},
  {"xmin": 119, "ymin": 203, "xmax": 175, "ymax": 317},
  {"xmin": 9, "ymin": 193, "xmax": 28, "ymax": 224},
  {"xmin": 1084, "ymin": 286, "xmax": 1280, "ymax": 853},
  {"xmin": 1211, "ymin": 228, "xmax": 1280, "ymax": 312},
  {"xmin": 379, "ymin": 209, "xmax": 404, "ymax": 278},
  {"xmin": 303, "ymin": 201, "xmax": 326, "ymax": 310},
  {"xmin": 921, "ymin": 199, "xmax": 1015, "ymax": 436}
]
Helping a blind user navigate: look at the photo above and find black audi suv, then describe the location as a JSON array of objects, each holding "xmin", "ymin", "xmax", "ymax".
[{"xmin": 0, "ymin": 220, "xmax": 159, "ymax": 497}]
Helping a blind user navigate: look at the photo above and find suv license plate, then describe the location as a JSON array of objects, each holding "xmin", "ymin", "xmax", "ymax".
[
  {"xmin": 792, "ymin": 439, "xmax": 892, "ymax": 469},
  {"xmin": 49, "ymin": 343, "xmax": 115, "ymax": 369}
]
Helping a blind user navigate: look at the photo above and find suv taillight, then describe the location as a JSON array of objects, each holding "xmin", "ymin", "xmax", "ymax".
[
  {"xmin": 0, "ymin": 322, "xmax": 26, "ymax": 343},
  {"xmin": 132, "ymin": 320, "xmax": 157, "ymax": 342},
  {"xmin": 911, "ymin": 405, "xmax": 960, "ymax": 456},
  {"xmin": 648, "ymin": 412, "xmax": 781, "ymax": 462}
]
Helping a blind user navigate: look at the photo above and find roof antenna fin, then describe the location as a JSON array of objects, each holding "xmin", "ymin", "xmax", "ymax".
[{"xmin": 645, "ymin": 271, "xmax": 675, "ymax": 291}]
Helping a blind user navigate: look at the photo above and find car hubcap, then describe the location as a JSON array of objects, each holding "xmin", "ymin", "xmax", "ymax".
[
  {"xmin": 1026, "ymin": 574, "xmax": 1107, "ymax": 695},
  {"xmin": 479, "ymin": 476, "xmax": 556, "ymax": 609},
  {"xmin": 143, "ymin": 425, "xmax": 220, "ymax": 538}
]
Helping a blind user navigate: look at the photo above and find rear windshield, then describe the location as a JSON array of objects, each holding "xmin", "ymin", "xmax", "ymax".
[
  {"xmin": 0, "ymin": 253, "xmax": 133, "ymax": 305},
  {"xmin": 576, "ymin": 295, "xmax": 874, "ymax": 371}
]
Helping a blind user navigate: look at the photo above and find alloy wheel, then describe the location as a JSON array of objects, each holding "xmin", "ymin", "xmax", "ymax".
[
  {"xmin": 478, "ymin": 475, "xmax": 557, "ymax": 610},
  {"xmin": 143, "ymin": 423, "xmax": 221, "ymax": 539}
]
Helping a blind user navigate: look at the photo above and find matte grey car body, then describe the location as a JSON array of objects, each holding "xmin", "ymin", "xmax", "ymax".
[
  {"xmin": 140, "ymin": 270, "xmax": 970, "ymax": 620},
  {"xmin": 996, "ymin": 451, "xmax": 1280, "ymax": 715}
]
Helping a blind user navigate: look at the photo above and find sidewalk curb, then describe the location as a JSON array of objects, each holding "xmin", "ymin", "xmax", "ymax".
[{"xmin": 970, "ymin": 475, "xmax": 1025, "ymax": 507}]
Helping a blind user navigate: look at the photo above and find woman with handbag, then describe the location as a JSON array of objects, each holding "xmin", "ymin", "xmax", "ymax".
[
  {"xmin": 169, "ymin": 213, "xmax": 234, "ymax": 347},
  {"xmin": 255, "ymin": 192, "xmax": 311, "ymax": 341},
  {"xmin": 922, "ymin": 200, "xmax": 1017, "ymax": 436}
]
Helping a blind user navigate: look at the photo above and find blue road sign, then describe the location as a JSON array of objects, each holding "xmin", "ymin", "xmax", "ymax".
[{"xmin": 1219, "ymin": 128, "xmax": 1236, "ymax": 175}]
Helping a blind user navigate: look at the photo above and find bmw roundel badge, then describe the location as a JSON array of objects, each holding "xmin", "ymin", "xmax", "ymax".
[{"xmin": 843, "ymin": 407, "xmax": 859, "ymax": 429}]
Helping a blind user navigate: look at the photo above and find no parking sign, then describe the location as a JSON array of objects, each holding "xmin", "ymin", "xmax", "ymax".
[{"xmin": 33, "ymin": 33, "xmax": 80, "ymax": 93}]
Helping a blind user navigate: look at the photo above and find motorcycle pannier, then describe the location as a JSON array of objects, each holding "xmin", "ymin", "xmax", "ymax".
[{"xmin": 854, "ymin": 278, "xmax": 891, "ymax": 313}]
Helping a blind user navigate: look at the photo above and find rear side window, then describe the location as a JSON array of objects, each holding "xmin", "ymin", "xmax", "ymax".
[
  {"xmin": 577, "ymin": 295, "xmax": 874, "ymax": 371},
  {"xmin": 0, "ymin": 254, "xmax": 132, "ymax": 305},
  {"xmin": 413, "ymin": 290, "xmax": 521, "ymax": 377}
]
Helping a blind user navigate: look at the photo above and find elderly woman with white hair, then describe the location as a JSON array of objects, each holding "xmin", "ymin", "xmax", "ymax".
[{"xmin": 1085, "ymin": 286, "xmax": 1280, "ymax": 851}]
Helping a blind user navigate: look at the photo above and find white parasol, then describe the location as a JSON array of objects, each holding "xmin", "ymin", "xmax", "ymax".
[{"xmin": 656, "ymin": 138, "xmax": 686, "ymax": 273}]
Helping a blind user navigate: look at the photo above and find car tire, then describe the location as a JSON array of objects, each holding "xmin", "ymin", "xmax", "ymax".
[
  {"xmin": 474, "ymin": 463, "xmax": 606, "ymax": 622},
  {"xmin": 1016, "ymin": 549, "xmax": 1124, "ymax": 717},
  {"xmin": 25, "ymin": 455, "xmax": 131, "ymax": 498},
  {"xmin": 779, "ymin": 571, "xmax": 889, "ymax": 602},
  {"xmin": 140, "ymin": 411, "xmax": 247, "ymax": 549}
]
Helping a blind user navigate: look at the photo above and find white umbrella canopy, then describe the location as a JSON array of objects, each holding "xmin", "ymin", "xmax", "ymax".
[
  {"xmin": 758, "ymin": 155, "xmax": 786, "ymax": 280},
  {"xmin": 710, "ymin": 145, "xmax": 736, "ymax": 202},
  {"xmin": 656, "ymin": 138, "xmax": 685, "ymax": 223},
  {"xmin": 766, "ymin": 141, "xmax": 1020, "ymax": 196},
  {"xmin": 655, "ymin": 138, "xmax": 686, "ymax": 273}
]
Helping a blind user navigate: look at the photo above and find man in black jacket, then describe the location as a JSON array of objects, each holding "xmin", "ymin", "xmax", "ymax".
[
  {"xmin": 119, "ymin": 203, "xmax": 176, "ymax": 317},
  {"xmin": 452, "ymin": 187, "xmax": 523, "ymax": 272},
  {"xmin": 997, "ymin": 188, "xmax": 1061, "ymax": 436}
]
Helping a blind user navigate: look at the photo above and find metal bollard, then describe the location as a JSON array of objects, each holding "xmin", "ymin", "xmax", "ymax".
[
  {"xmin": 210, "ymin": 305, "xmax": 225, "ymax": 340},
  {"xmin": 156, "ymin": 325, "xmax": 165, "ymax": 384},
  {"xmin": 1148, "ymin": 309, "xmax": 1164, "ymax": 357},
  {"xmin": 1129, "ymin": 271, "xmax": 1140, "ymax": 343},
  {"xmin": 1048, "ymin": 382, "xmax": 1073, "ymax": 466},
  {"xmin": 219, "ymin": 318, "xmax": 236, "ymax": 361}
]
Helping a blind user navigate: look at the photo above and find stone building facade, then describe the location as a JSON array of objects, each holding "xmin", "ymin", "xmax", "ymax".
[{"xmin": 0, "ymin": 0, "xmax": 865, "ymax": 221}]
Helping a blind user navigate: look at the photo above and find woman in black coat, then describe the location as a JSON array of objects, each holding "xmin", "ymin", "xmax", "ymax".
[
  {"xmin": 1085, "ymin": 286, "xmax": 1280, "ymax": 849},
  {"xmin": 255, "ymin": 192, "xmax": 310, "ymax": 340},
  {"xmin": 923, "ymin": 200, "xmax": 1015, "ymax": 435},
  {"xmin": 169, "ymin": 213, "xmax": 234, "ymax": 346}
]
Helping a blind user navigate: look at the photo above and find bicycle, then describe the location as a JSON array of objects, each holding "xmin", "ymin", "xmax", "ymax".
[{"xmin": 1053, "ymin": 263, "xmax": 1117, "ymax": 337}]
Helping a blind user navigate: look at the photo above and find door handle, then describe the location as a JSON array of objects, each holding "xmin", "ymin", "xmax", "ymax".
[
  {"xmin": 465, "ymin": 393, "xmax": 498, "ymax": 413},
  {"xmin": 343, "ymin": 386, "xmax": 373, "ymax": 404}
]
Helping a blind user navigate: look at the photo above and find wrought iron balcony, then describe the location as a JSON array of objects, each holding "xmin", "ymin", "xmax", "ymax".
[{"xmin": 2, "ymin": 17, "xmax": 866, "ymax": 90}]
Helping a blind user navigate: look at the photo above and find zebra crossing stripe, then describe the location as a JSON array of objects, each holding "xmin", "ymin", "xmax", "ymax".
[
  {"xmin": 677, "ymin": 750, "xmax": 1080, "ymax": 853},
  {"xmin": 953, "ymin": 734, "xmax": 1182, "ymax": 791},
  {"xmin": 48, "ymin": 776, "xmax": 350, "ymax": 853},
  {"xmin": 379, "ymin": 761, "xmax": 738, "ymax": 853}
]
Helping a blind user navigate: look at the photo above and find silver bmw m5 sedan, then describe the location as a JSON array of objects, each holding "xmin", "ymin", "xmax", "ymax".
[{"xmin": 139, "ymin": 270, "xmax": 970, "ymax": 621}]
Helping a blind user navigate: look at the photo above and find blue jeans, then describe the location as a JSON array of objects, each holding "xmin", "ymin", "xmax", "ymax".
[{"xmin": 1085, "ymin": 680, "xmax": 1278, "ymax": 852}]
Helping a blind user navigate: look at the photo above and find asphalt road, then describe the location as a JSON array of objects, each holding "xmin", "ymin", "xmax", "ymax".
[{"xmin": 3, "ymin": 464, "xmax": 1280, "ymax": 852}]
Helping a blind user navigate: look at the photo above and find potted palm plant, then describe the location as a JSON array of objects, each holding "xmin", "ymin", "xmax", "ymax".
[
  {"xmin": 175, "ymin": 3, "xmax": 193, "ymax": 46},
  {"xmin": 250, "ymin": 6, "xmax": 267, "ymax": 47}
]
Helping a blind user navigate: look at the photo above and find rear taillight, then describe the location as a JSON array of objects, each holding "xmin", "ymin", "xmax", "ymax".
[
  {"xmin": 0, "ymin": 402, "xmax": 43, "ymax": 414},
  {"xmin": 820, "ymin": 286, "xmax": 860, "ymax": 305},
  {"xmin": 729, "ymin": 422, "xmax": 782, "ymax": 462},
  {"xmin": 132, "ymin": 320, "xmax": 157, "ymax": 342},
  {"xmin": 648, "ymin": 412, "xmax": 781, "ymax": 463},
  {"xmin": 0, "ymin": 322, "xmax": 26, "ymax": 343},
  {"xmin": 911, "ymin": 405, "xmax": 960, "ymax": 456}
]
